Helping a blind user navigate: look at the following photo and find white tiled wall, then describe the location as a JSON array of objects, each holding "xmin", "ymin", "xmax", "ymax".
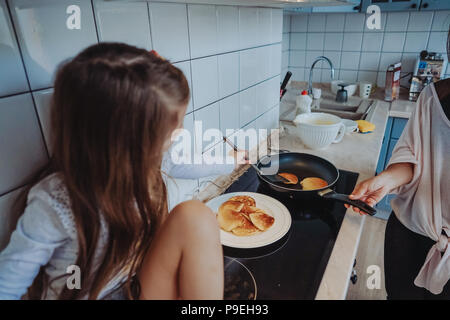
[
  {"xmin": 285, "ymin": 11, "xmax": 450, "ymax": 87},
  {"xmin": 281, "ymin": 14, "xmax": 291, "ymax": 78},
  {"xmin": 0, "ymin": 0, "xmax": 282, "ymax": 247}
]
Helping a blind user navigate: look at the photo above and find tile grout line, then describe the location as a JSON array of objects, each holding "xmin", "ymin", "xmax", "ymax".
[
  {"xmin": 90, "ymin": 0, "xmax": 100, "ymax": 43},
  {"xmin": 5, "ymin": 0, "xmax": 50, "ymax": 159},
  {"xmin": 399, "ymin": 12, "xmax": 412, "ymax": 82},
  {"xmin": 146, "ymin": 2, "xmax": 154, "ymax": 50}
]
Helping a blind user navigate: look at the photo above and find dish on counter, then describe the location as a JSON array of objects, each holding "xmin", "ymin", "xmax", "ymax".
[
  {"xmin": 206, "ymin": 192, "xmax": 292, "ymax": 249},
  {"xmin": 217, "ymin": 196, "xmax": 275, "ymax": 236},
  {"xmin": 342, "ymin": 119, "xmax": 359, "ymax": 133}
]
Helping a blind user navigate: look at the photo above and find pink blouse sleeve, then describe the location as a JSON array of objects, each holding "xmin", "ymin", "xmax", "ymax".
[{"xmin": 386, "ymin": 95, "xmax": 424, "ymax": 195}]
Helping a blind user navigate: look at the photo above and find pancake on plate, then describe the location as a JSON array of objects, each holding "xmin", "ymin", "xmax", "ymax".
[
  {"xmin": 239, "ymin": 205, "xmax": 254, "ymax": 221},
  {"xmin": 227, "ymin": 195, "xmax": 256, "ymax": 207},
  {"xmin": 217, "ymin": 201, "xmax": 246, "ymax": 231},
  {"xmin": 249, "ymin": 209, "xmax": 275, "ymax": 231},
  {"xmin": 278, "ymin": 172, "xmax": 298, "ymax": 184},
  {"xmin": 300, "ymin": 177, "xmax": 328, "ymax": 190},
  {"xmin": 231, "ymin": 217, "xmax": 260, "ymax": 236},
  {"xmin": 216, "ymin": 196, "xmax": 275, "ymax": 236}
]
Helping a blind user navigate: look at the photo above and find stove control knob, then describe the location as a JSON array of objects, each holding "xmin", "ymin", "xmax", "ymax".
[{"xmin": 350, "ymin": 270, "xmax": 357, "ymax": 284}]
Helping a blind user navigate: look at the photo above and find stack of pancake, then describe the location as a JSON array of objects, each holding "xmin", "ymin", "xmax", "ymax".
[{"xmin": 217, "ymin": 195, "xmax": 275, "ymax": 236}]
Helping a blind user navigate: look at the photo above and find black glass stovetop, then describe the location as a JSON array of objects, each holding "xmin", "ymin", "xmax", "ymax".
[{"xmin": 222, "ymin": 166, "xmax": 359, "ymax": 300}]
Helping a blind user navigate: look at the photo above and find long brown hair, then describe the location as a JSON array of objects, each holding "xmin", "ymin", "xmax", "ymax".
[{"xmin": 19, "ymin": 42, "xmax": 189, "ymax": 299}]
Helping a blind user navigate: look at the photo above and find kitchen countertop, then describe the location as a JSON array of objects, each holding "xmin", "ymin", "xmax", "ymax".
[
  {"xmin": 283, "ymin": 81, "xmax": 416, "ymax": 120},
  {"xmin": 371, "ymin": 84, "xmax": 416, "ymax": 119},
  {"xmin": 195, "ymin": 81, "xmax": 414, "ymax": 300},
  {"xmin": 389, "ymin": 99, "xmax": 417, "ymax": 118}
]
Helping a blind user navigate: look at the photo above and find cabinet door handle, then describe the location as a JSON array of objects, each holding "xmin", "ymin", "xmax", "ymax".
[
  {"xmin": 411, "ymin": 3, "xmax": 417, "ymax": 8},
  {"xmin": 422, "ymin": 3, "xmax": 429, "ymax": 9}
]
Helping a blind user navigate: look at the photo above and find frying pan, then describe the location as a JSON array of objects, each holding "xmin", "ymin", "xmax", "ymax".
[{"xmin": 256, "ymin": 152, "xmax": 376, "ymax": 216}]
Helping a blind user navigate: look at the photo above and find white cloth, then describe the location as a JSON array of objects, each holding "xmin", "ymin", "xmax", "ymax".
[
  {"xmin": 0, "ymin": 173, "xmax": 126, "ymax": 299},
  {"xmin": 387, "ymin": 82, "xmax": 450, "ymax": 295}
]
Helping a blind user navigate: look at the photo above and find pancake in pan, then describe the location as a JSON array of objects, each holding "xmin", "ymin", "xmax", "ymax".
[
  {"xmin": 278, "ymin": 172, "xmax": 299, "ymax": 185},
  {"xmin": 300, "ymin": 177, "xmax": 328, "ymax": 190}
]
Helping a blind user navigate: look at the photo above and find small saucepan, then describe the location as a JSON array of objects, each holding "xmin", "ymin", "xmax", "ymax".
[{"xmin": 256, "ymin": 152, "xmax": 376, "ymax": 216}]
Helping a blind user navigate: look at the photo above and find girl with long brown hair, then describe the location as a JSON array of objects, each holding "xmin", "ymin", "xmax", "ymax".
[{"xmin": 0, "ymin": 43, "xmax": 225, "ymax": 300}]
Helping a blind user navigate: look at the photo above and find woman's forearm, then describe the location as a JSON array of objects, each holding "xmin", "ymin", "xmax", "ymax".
[{"xmin": 380, "ymin": 162, "xmax": 414, "ymax": 192}]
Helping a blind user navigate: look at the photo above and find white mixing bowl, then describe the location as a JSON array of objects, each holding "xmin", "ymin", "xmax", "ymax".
[{"xmin": 292, "ymin": 113, "xmax": 346, "ymax": 149}]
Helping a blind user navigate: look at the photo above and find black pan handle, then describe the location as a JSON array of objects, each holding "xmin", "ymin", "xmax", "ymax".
[{"xmin": 318, "ymin": 189, "xmax": 377, "ymax": 216}]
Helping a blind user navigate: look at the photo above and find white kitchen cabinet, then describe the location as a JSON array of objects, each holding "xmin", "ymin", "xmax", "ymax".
[
  {"xmin": 360, "ymin": 0, "xmax": 445, "ymax": 12},
  {"xmin": 419, "ymin": 0, "xmax": 450, "ymax": 10}
]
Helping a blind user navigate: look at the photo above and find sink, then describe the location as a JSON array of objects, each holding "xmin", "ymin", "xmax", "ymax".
[
  {"xmin": 310, "ymin": 98, "xmax": 374, "ymax": 120},
  {"xmin": 312, "ymin": 100, "xmax": 359, "ymax": 112},
  {"xmin": 280, "ymin": 83, "xmax": 376, "ymax": 122},
  {"xmin": 311, "ymin": 109, "xmax": 365, "ymax": 120}
]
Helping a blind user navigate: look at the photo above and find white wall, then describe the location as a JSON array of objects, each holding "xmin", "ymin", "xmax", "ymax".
[
  {"xmin": 285, "ymin": 10, "xmax": 450, "ymax": 87},
  {"xmin": 0, "ymin": 0, "xmax": 283, "ymax": 248}
]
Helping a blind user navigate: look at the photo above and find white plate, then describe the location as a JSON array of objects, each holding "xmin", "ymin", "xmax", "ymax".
[
  {"xmin": 342, "ymin": 119, "xmax": 359, "ymax": 133},
  {"xmin": 206, "ymin": 192, "xmax": 292, "ymax": 249}
]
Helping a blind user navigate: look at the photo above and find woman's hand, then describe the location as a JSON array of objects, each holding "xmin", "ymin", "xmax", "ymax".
[
  {"xmin": 345, "ymin": 162, "xmax": 414, "ymax": 215},
  {"xmin": 345, "ymin": 174, "xmax": 392, "ymax": 215}
]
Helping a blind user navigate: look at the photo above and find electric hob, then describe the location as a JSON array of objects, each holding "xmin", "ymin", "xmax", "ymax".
[{"xmin": 222, "ymin": 166, "xmax": 359, "ymax": 300}]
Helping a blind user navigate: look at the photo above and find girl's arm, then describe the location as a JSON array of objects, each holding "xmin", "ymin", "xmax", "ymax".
[
  {"xmin": 163, "ymin": 149, "xmax": 248, "ymax": 180},
  {"xmin": 0, "ymin": 192, "xmax": 68, "ymax": 299}
]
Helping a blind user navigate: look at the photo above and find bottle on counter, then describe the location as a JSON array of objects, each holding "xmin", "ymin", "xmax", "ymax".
[
  {"xmin": 385, "ymin": 62, "xmax": 401, "ymax": 102},
  {"xmin": 296, "ymin": 90, "xmax": 312, "ymax": 116}
]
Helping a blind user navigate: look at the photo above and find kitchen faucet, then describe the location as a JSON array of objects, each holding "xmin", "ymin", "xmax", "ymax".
[{"xmin": 308, "ymin": 56, "xmax": 335, "ymax": 95}]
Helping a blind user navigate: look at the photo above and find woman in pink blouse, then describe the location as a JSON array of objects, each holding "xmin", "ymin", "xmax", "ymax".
[{"xmin": 347, "ymin": 34, "xmax": 450, "ymax": 299}]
